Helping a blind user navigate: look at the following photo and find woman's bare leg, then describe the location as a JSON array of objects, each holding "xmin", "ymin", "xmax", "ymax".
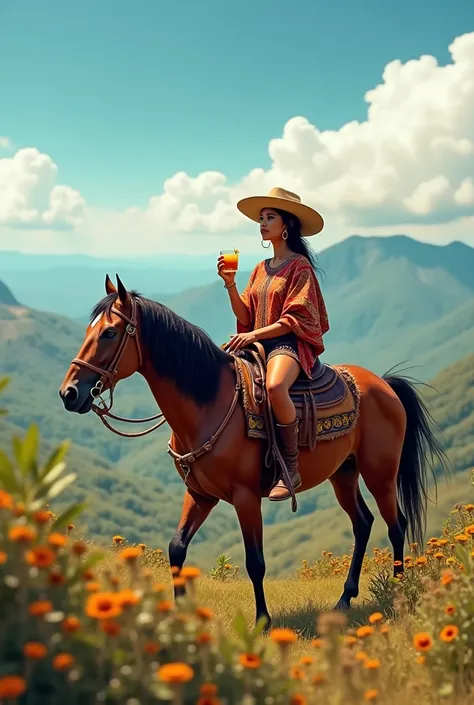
[{"xmin": 265, "ymin": 354, "xmax": 301, "ymax": 423}]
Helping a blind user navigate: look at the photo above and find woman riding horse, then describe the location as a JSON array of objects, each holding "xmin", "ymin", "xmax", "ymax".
[{"xmin": 218, "ymin": 187, "xmax": 329, "ymax": 502}]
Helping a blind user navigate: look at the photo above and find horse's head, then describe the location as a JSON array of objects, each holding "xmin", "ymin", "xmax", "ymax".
[{"xmin": 59, "ymin": 274, "xmax": 142, "ymax": 414}]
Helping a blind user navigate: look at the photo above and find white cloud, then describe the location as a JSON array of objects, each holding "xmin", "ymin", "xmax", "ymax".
[
  {"xmin": 0, "ymin": 147, "xmax": 85, "ymax": 229},
  {"xmin": 0, "ymin": 31, "xmax": 473, "ymax": 254}
]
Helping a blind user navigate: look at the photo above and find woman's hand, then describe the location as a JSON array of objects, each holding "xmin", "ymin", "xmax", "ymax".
[
  {"xmin": 217, "ymin": 255, "xmax": 236, "ymax": 287},
  {"xmin": 226, "ymin": 331, "xmax": 257, "ymax": 352}
]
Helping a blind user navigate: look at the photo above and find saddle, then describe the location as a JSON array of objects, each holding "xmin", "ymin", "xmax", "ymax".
[{"xmin": 231, "ymin": 342, "xmax": 360, "ymax": 511}]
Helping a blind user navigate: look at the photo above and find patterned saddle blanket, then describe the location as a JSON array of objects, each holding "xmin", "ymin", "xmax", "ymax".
[{"xmin": 232, "ymin": 344, "xmax": 360, "ymax": 451}]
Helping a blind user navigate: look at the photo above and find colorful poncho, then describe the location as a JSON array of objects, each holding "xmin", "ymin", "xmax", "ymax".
[{"xmin": 237, "ymin": 253, "xmax": 329, "ymax": 378}]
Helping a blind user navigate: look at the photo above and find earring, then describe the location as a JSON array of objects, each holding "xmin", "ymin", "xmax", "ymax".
[
  {"xmin": 282, "ymin": 229, "xmax": 288, "ymax": 240},
  {"xmin": 261, "ymin": 240, "xmax": 271, "ymax": 249}
]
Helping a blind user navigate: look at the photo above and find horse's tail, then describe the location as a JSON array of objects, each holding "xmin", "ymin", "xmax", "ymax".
[{"xmin": 382, "ymin": 368, "xmax": 451, "ymax": 546}]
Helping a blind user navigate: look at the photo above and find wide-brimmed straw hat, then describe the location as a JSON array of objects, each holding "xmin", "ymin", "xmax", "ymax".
[{"xmin": 236, "ymin": 187, "xmax": 324, "ymax": 237}]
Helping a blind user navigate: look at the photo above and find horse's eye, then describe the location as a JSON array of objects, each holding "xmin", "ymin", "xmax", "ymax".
[{"xmin": 102, "ymin": 328, "xmax": 116, "ymax": 339}]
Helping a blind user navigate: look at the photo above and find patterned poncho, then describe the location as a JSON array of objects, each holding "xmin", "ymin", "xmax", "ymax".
[{"xmin": 237, "ymin": 253, "xmax": 329, "ymax": 378}]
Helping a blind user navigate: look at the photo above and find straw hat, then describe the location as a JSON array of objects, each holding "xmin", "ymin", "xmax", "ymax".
[{"xmin": 237, "ymin": 187, "xmax": 324, "ymax": 237}]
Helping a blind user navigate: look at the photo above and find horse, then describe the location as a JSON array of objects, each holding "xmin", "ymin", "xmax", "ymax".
[{"xmin": 59, "ymin": 274, "xmax": 449, "ymax": 628}]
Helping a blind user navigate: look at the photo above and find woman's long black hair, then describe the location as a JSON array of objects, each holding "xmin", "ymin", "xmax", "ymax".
[{"xmin": 274, "ymin": 208, "xmax": 324, "ymax": 277}]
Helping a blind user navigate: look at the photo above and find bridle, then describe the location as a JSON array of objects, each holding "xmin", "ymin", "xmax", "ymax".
[
  {"xmin": 69, "ymin": 293, "xmax": 243, "ymax": 491},
  {"xmin": 71, "ymin": 297, "xmax": 166, "ymax": 437}
]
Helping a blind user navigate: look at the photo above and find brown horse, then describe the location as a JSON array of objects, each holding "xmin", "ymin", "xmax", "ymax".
[{"xmin": 59, "ymin": 275, "xmax": 449, "ymax": 627}]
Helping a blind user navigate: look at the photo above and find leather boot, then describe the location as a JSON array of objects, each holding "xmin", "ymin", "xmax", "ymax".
[{"xmin": 269, "ymin": 419, "xmax": 302, "ymax": 502}]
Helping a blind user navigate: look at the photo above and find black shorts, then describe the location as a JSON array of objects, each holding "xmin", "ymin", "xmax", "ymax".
[{"xmin": 260, "ymin": 332, "xmax": 301, "ymax": 367}]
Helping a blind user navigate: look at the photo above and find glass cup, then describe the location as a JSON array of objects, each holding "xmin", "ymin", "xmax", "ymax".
[{"xmin": 220, "ymin": 249, "xmax": 239, "ymax": 273}]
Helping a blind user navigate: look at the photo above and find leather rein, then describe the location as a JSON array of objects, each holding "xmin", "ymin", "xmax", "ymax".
[{"xmin": 71, "ymin": 298, "xmax": 241, "ymax": 481}]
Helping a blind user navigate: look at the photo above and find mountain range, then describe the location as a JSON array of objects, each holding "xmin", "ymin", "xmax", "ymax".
[{"xmin": 1, "ymin": 234, "xmax": 473, "ymax": 572}]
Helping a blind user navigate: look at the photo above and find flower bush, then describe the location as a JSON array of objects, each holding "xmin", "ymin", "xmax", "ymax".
[{"xmin": 1, "ymin": 377, "xmax": 474, "ymax": 704}]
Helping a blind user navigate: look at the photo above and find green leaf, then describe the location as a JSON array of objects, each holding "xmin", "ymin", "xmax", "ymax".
[
  {"xmin": 20, "ymin": 425, "xmax": 39, "ymax": 478},
  {"xmin": 51, "ymin": 502, "xmax": 87, "ymax": 532},
  {"xmin": 0, "ymin": 450, "xmax": 18, "ymax": 493},
  {"xmin": 41, "ymin": 462, "xmax": 67, "ymax": 487},
  {"xmin": 0, "ymin": 378, "xmax": 10, "ymax": 394},
  {"xmin": 43, "ymin": 473, "xmax": 77, "ymax": 501},
  {"xmin": 40, "ymin": 441, "xmax": 71, "ymax": 481},
  {"xmin": 252, "ymin": 615, "xmax": 270, "ymax": 640},
  {"xmin": 233, "ymin": 610, "xmax": 249, "ymax": 644}
]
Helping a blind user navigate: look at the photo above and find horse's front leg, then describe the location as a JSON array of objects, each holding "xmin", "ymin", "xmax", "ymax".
[
  {"xmin": 169, "ymin": 489, "xmax": 218, "ymax": 597},
  {"xmin": 233, "ymin": 486, "xmax": 271, "ymax": 630}
]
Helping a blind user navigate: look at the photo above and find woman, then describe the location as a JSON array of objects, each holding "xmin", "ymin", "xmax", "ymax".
[{"xmin": 217, "ymin": 187, "xmax": 329, "ymax": 502}]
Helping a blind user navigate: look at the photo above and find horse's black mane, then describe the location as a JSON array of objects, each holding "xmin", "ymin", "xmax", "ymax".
[{"xmin": 90, "ymin": 291, "xmax": 231, "ymax": 406}]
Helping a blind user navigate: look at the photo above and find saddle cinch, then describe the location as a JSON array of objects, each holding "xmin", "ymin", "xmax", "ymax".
[{"xmin": 231, "ymin": 343, "xmax": 361, "ymax": 510}]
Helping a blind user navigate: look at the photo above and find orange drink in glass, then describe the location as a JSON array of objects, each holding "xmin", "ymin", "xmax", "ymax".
[{"xmin": 220, "ymin": 249, "xmax": 239, "ymax": 272}]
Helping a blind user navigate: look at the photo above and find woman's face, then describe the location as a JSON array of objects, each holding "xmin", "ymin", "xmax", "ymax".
[{"xmin": 260, "ymin": 208, "xmax": 285, "ymax": 242}]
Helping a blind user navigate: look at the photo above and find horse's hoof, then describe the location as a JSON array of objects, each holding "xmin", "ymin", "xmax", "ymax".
[{"xmin": 334, "ymin": 599, "xmax": 351, "ymax": 612}]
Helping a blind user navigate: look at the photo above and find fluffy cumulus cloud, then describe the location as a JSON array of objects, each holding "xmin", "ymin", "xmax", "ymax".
[
  {"xmin": 1, "ymin": 31, "xmax": 473, "ymax": 250},
  {"xmin": 0, "ymin": 147, "xmax": 85, "ymax": 229},
  {"xmin": 135, "ymin": 30, "xmax": 474, "ymax": 233}
]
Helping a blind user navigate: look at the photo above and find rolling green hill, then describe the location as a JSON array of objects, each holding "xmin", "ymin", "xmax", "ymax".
[{"xmin": 1, "ymin": 236, "xmax": 474, "ymax": 574}]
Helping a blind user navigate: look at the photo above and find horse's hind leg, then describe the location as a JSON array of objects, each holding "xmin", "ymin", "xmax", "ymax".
[
  {"xmin": 169, "ymin": 489, "xmax": 218, "ymax": 596},
  {"xmin": 330, "ymin": 458, "xmax": 374, "ymax": 610}
]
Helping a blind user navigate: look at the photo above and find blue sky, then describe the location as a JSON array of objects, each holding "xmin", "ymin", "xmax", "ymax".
[{"xmin": 1, "ymin": 0, "xmax": 472, "ymax": 210}]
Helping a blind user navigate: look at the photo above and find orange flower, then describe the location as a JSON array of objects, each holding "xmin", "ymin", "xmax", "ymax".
[
  {"xmin": 290, "ymin": 666, "xmax": 305, "ymax": 680},
  {"xmin": 116, "ymin": 589, "xmax": 141, "ymax": 609},
  {"xmin": 85, "ymin": 592, "xmax": 123, "ymax": 620},
  {"xmin": 312, "ymin": 673, "xmax": 325, "ymax": 685},
  {"xmin": 48, "ymin": 569, "xmax": 65, "ymax": 586},
  {"xmin": 139, "ymin": 543, "xmax": 147, "ymax": 550},
  {"xmin": 23, "ymin": 642, "xmax": 47, "ymax": 660},
  {"xmin": 197, "ymin": 632, "xmax": 213, "ymax": 645},
  {"xmin": 180, "ymin": 566, "xmax": 201, "ymax": 580},
  {"xmin": 0, "ymin": 490, "xmax": 13, "ymax": 509},
  {"xmin": 29, "ymin": 600, "xmax": 53, "ymax": 617},
  {"xmin": 33, "ymin": 510, "xmax": 51, "ymax": 524},
  {"xmin": 157, "ymin": 662, "xmax": 194, "ymax": 683},
  {"xmin": 8, "ymin": 525, "xmax": 36, "ymax": 543},
  {"xmin": 119, "ymin": 547, "xmax": 141, "ymax": 562},
  {"xmin": 26, "ymin": 546, "xmax": 55, "ymax": 568},
  {"xmin": 440, "ymin": 625, "xmax": 459, "ymax": 642},
  {"xmin": 380, "ymin": 625, "xmax": 390, "ymax": 635},
  {"xmin": 173, "ymin": 577, "xmax": 186, "ymax": 588},
  {"xmin": 269, "ymin": 627, "xmax": 298, "ymax": 645},
  {"xmin": 238, "ymin": 653, "xmax": 262, "ymax": 669},
  {"xmin": 100, "ymin": 621, "xmax": 121, "ymax": 637},
  {"xmin": 364, "ymin": 690, "xmax": 379, "ymax": 701},
  {"xmin": 445, "ymin": 604, "xmax": 456, "ymax": 615},
  {"xmin": 62, "ymin": 616, "xmax": 81, "ymax": 633},
  {"xmin": 311, "ymin": 638, "xmax": 324, "ymax": 649},
  {"xmin": 300, "ymin": 656, "xmax": 314, "ymax": 665},
  {"xmin": 196, "ymin": 606, "xmax": 213, "ymax": 621},
  {"xmin": 157, "ymin": 600, "xmax": 174, "ymax": 613},
  {"xmin": 290, "ymin": 695, "xmax": 307, "ymax": 705},
  {"xmin": 416, "ymin": 654, "xmax": 426, "ymax": 665},
  {"xmin": 434, "ymin": 552, "xmax": 445, "ymax": 561},
  {"xmin": 13, "ymin": 502, "xmax": 25, "ymax": 517},
  {"xmin": 357, "ymin": 626, "xmax": 374, "ymax": 639},
  {"xmin": 53, "ymin": 653, "xmax": 75, "ymax": 671},
  {"xmin": 368, "ymin": 612, "xmax": 383, "ymax": 624},
  {"xmin": 441, "ymin": 569, "xmax": 454, "ymax": 586},
  {"xmin": 83, "ymin": 569, "xmax": 95, "ymax": 581},
  {"xmin": 413, "ymin": 632, "xmax": 433, "ymax": 651},
  {"xmin": 71, "ymin": 541, "xmax": 87, "ymax": 556},
  {"xmin": 465, "ymin": 524, "xmax": 474, "ymax": 535},
  {"xmin": 200, "ymin": 684, "xmax": 218, "ymax": 696},
  {"xmin": 85, "ymin": 581, "xmax": 101, "ymax": 592},
  {"xmin": 364, "ymin": 658, "xmax": 381, "ymax": 670},
  {"xmin": 48, "ymin": 532, "xmax": 67, "ymax": 548},
  {"xmin": 144, "ymin": 640, "xmax": 160, "ymax": 655},
  {"xmin": 455, "ymin": 534, "xmax": 469, "ymax": 543},
  {"xmin": 0, "ymin": 551, "xmax": 7, "ymax": 564},
  {"xmin": 171, "ymin": 566, "xmax": 181, "ymax": 576},
  {"xmin": 113, "ymin": 535, "xmax": 124, "ymax": 544},
  {"xmin": 0, "ymin": 675, "xmax": 27, "ymax": 698},
  {"xmin": 344, "ymin": 635, "xmax": 358, "ymax": 646}
]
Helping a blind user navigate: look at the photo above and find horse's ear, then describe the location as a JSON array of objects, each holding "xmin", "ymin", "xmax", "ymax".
[
  {"xmin": 105, "ymin": 273, "xmax": 116, "ymax": 295},
  {"xmin": 116, "ymin": 273, "xmax": 128, "ymax": 304}
]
